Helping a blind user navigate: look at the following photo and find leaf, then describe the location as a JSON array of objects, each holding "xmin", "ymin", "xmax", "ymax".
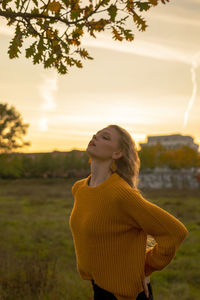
[
  {"xmin": 133, "ymin": 12, "xmax": 148, "ymax": 31},
  {"xmin": 30, "ymin": 7, "xmax": 40, "ymax": 14},
  {"xmin": 25, "ymin": 42, "xmax": 37, "ymax": 58},
  {"xmin": 32, "ymin": 0, "xmax": 38, "ymax": 6},
  {"xmin": 161, "ymin": 0, "xmax": 170, "ymax": 3},
  {"xmin": 70, "ymin": 9, "xmax": 81, "ymax": 20},
  {"xmin": 112, "ymin": 27, "xmax": 123, "ymax": 41},
  {"xmin": 83, "ymin": 4, "xmax": 93, "ymax": 17},
  {"xmin": 61, "ymin": 41, "xmax": 70, "ymax": 54},
  {"xmin": 70, "ymin": 39, "xmax": 80, "ymax": 46},
  {"xmin": 38, "ymin": 37, "xmax": 46, "ymax": 52},
  {"xmin": 26, "ymin": 24, "xmax": 38, "ymax": 37},
  {"xmin": 2, "ymin": 0, "xmax": 12, "ymax": 9},
  {"xmin": 78, "ymin": 48, "xmax": 94, "ymax": 60},
  {"xmin": 46, "ymin": 29, "xmax": 55, "ymax": 39},
  {"xmin": 148, "ymin": 0, "xmax": 158, "ymax": 5},
  {"xmin": 61, "ymin": 0, "xmax": 70, "ymax": 7},
  {"xmin": 107, "ymin": 4, "xmax": 117, "ymax": 22},
  {"xmin": 89, "ymin": 19, "xmax": 108, "ymax": 32},
  {"xmin": 116, "ymin": 26, "xmax": 134, "ymax": 41},
  {"xmin": 65, "ymin": 56, "xmax": 73, "ymax": 66},
  {"xmin": 47, "ymin": 0, "xmax": 62, "ymax": 13},
  {"xmin": 44, "ymin": 56, "xmax": 55, "ymax": 68},
  {"xmin": 100, "ymin": 0, "xmax": 110, "ymax": 7},
  {"xmin": 72, "ymin": 27, "xmax": 84, "ymax": 39},
  {"xmin": 8, "ymin": 25, "xmax": 23, "ymax": 58},
  {"xmin": 135, "ymin": 2, "xmax": 151, "ymax": 12},
  {"xmin": 123, "ymin": 29, "xmax": 134, "ymax": 41},
  {"xmin": 126, "ymin": 0, "xmax": 134, "ymax": 12},
  {"xmin": 79, "ymin": 48, "xmax": 89, "ymax": 59},
  {"xmin": 33, "ymin": 52, "xmax": 42, "ymax": 64},
  {"xmin": 70, "ymin": 0, "xmax": 80, "ymax": 10},
  {"xmin": 57, "ymin": 62, "xmax": 67, "ymax": 74},
  {"xmin": 74, "ymin": 59, "xmax": 83, "ymax": 68},
  {"xmin": 52, "ymin": 40, "xmax": 59, "ymax": 47}
]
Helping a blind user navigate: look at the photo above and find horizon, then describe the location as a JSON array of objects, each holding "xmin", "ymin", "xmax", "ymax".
[{"xmin": 8, "ymin": 131, "xmax": 200, "ymax": 154}]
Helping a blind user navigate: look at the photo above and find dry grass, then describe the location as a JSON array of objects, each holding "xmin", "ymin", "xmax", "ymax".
[{"xmin": 0, "ymin": 178, "xmax": 199, "ymax": 300}]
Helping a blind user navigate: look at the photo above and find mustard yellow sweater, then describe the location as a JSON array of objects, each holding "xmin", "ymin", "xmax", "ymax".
[{"xmin": 69, "ymin": 172, "xmax": 188, "ymax": 300}]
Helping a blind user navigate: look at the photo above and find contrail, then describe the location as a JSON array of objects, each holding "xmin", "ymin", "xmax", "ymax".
[
  {"xmin": 183, "ymin": 51, "xmax": 200, "ymax": 128},
  {"xmin": 38, "ymin": 72, "xmax": 58, "ymax": 131}
]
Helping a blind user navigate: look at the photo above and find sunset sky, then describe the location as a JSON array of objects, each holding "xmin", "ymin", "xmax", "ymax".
[{"xmin": 0, "ymin": 0, "xmax": 200, "ymax": 153}]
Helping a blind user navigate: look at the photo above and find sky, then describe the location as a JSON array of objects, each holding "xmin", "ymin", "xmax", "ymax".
[{"xmin": 0, "ymin": 0, "xmax": 200, "ymax": 153}]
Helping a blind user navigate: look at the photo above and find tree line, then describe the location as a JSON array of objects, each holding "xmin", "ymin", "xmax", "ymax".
[{"xmin": 0, "ymin": 145, "xmax": 199, "ymax": 179}]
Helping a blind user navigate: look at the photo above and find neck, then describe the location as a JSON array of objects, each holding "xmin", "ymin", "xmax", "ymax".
[{"xmin": 89, "ymin": 160, "xmax": 113, "ymax": 186}]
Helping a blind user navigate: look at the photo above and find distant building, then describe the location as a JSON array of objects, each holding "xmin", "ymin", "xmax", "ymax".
[{"xmin": 139, "ymin": 134, "xmax": 199, "ymax": 151}]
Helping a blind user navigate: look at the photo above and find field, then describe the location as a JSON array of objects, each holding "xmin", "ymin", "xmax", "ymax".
[{"xmin": 0, "ymin": 178, "xmax": 199, "ymax": 300}]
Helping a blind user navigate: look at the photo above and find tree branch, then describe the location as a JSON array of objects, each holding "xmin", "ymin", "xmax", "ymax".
[{"xmin": 0, "ymin": 1, "xmax": 108, "ymax": 26}]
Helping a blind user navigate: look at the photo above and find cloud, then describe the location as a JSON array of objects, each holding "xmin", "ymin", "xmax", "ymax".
[
  {"xmin": 151, "ymin": 13, "xmax": 200, "ymax": 27},
  {"xmin": 82, "ymin": 33, "xmax": 191, "ymax": 64}
]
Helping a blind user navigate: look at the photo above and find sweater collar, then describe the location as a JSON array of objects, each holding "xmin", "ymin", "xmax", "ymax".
[{"xmin": 83, "ymin": 172, "xmax": 119, "ymax": 191}]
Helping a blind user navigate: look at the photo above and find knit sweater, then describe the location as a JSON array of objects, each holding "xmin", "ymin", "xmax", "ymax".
[{"xmin": 69, "ymin": 172, "xmax": 188, "ymax": 300}]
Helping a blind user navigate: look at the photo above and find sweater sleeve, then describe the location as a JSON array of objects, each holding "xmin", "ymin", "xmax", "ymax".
[
  {"xmin": 71, "ymin": 179, "xmax": 84, "ymax": 197},
  {"xmin": 118, "ymin": 187, "xmax": 188, "ymax": 277}
]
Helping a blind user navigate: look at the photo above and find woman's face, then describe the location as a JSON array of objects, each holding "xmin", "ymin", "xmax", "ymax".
[{"xmin": 86, "ymin": 127, "xmax": 122, "ymax": 160}]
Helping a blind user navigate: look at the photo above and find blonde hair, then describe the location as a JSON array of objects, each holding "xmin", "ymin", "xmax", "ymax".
[
  {"xmin": 106, "ymin": 124, "xmax": 141, "ymax": 190},
  {"xmin": 107, "ymin": 124, "xmax": 156, "ymax": 249}
]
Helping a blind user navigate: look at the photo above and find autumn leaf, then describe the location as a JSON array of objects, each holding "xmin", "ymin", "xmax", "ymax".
[
  {"xmin": 161, "ymin": 0, "xmax": 170, "ymax": 3},
  {"xmin": 52, "ymin": 40, "xmax": 59, "ymax": 46},
  {"xmin": 72, "ymin": 27, "xmax": 84, "ymax": 39},
  {"xmin": 83, "ymin": 4, "xmax": 93, "ymax": 17},
  {"xmin": 74, "ymin": 59, "xmax": 82, "ymax": 68},
  {"xmin": 123, "ymin": 29, "xmax": 134, "ymax": 41},
  {"xmin": 70, "ymin": 39, "xmax": 80, "ymax": 46},
  {"xmin": 46, "ymin": 29, "xmax": 55, "ymax": 39},
  {"xmin": 47, "ymin": 0, "xmax": 62, "ymax": 13},
  {"xmin": 112, "ymin": 27, "xmax": 123, "ymax": 41},
  {"xmin": 79, "ymin": 48, "xmax": 89, "ymax": 59},
  {"xmin": 65, "ymin": 56, "xmax": 73, "ymax": 66},
  {"xmin": 133, "ymin": 12, "xmax": 147, "ymax": 31},
  {"xmin": 148, "ymin": 0, "xmax": 158, "ymax": 5},
  {"xmin": 78, "ymin": 48, "xmax": 94, "ymax": 60}
]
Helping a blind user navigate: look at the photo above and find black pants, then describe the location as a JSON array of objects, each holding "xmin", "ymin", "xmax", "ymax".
[{"xmin": 91, "ymin": 280, "xmax": 153, "ymax": 300}]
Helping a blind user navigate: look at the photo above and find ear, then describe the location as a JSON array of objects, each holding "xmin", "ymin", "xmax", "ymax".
[{"xmin": 113, "ymin": 150, "xmax": 123, "ymax": 160}]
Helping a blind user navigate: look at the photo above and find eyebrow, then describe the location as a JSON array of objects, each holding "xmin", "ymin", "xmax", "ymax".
[{"xmin": 96, "ymin": 130, "xmax": 111, "ymax": 136}]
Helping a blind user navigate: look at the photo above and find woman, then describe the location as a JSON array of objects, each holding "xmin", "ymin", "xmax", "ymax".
[{"xmin": 69, "ymin": 124, "xmax": 188, "ymax": 300}]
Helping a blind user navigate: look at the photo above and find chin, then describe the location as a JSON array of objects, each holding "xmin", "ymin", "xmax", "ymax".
[{"xmin": 86, "ymin": 147, "xmax": 91, "ymax": 154}]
